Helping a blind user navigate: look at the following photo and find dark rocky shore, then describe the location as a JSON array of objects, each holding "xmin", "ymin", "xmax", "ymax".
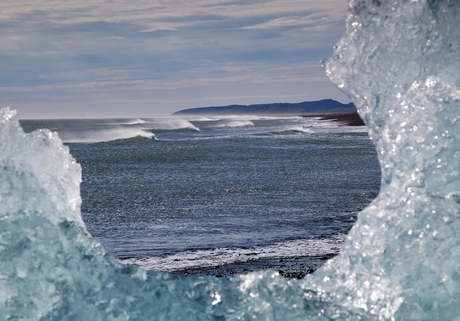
[
  {"xmin": 301, "ymin": 111, "xmax": 365, "ymax": 126},
  {"xmin": 170, "ymin": 254, "xmax": 337, "ymax": 279}
]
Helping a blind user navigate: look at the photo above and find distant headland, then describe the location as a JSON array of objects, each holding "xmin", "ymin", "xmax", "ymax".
[
  {"xmin": 173, "ymin": 99, "xmax": 354, "ymax": 116},
  {"xmin": 173, "ymin": 99, "xmax": 365, "ymax": 126}
]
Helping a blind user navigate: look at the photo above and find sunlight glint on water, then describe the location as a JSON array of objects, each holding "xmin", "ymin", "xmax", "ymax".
[{"xmin": 21, "ymin": 115, "xmax": 378, "ymax": 271}]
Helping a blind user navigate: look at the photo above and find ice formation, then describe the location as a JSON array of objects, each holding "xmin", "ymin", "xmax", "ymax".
[
  {"xmin": 317, "ymin": 0, "xmax": 460, "ymax": 319},
  {"xmin": 1, "ymin": 0, "xmax": 460, "ymax": 319}
]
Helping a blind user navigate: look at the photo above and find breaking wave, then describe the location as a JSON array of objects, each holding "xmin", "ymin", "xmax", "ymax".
[
  {"xmin": 120, "ymin": 119, "xmax": 147, "ymax": 125},
  {"xmin": 212, "ymin": 119, "xmax": 255, "ymax": 128},
  {"xmin": 59, "ymin": 128, "xmax": 156, "ymax": 143},
  {"xmin": 119, "ymin": 237, "xmax": 346, "ymax": 272}
]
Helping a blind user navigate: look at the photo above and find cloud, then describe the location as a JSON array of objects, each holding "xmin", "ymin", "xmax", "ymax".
[
  {"xmin": 38, "ymin": 68, "xmax": 133, "ymax": 81},
  {"xmin": 242, "ymin": 15, "xmax": 327, "ymax": 30},
  {"xmin": 1, "ymin": 63, "xmax": 329, "ymax": 93},
  {"xmin": 0, "ymin": 0, "xmax": 349, "ymax": 118},
  {"xmin": 1, "ymin": 0, "xmax": 346, "ymax": 35}
]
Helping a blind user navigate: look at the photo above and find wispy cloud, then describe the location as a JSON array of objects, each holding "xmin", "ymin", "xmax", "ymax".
[
  {"xmin": 242, "ymin": 15, "xmax": 327, "ymax": 30},
  {"xmin": 0, "ymin": 0, "xmax": 349, "ymax": 118},
  {"xmin": 2, "ymin": 63, "xmax": 329, "ymax": 93}
]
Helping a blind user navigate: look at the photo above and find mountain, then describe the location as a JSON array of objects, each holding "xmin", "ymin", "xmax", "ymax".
[{"xmin": 173, "ymin": 99, "xmax": 356, "ymax": 116}]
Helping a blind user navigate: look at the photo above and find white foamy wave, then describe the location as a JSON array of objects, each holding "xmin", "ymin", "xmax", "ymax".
[
  {"xmin": 101, "ymin": 118, "xmax": 200, "ymax": 131},
  {"xmin": 182, "ymin": 116, "xmax": 216, "ymax": 122},
  {"xmin": 119, "ymin": 236, "xmax": 345, "ymax": 271},
  {"xmin": 149, "ymin": 118, "xmax": 200, "ymax": 131},
  {"xmin": 101, "ymin": 119, "xmax": 148, "ymax": 126},
  {"xmin": 60, "ymin": 128, "xmax": 155, "ymax": 143},
  {"xmin": 270, "ymin": 127, "xmax": 313, "ymax": 134},
  {"xmin": 220, "ymin": 115, "xmax": 301, "ymax": 121},
  {"xmin": 292, "ymin": 118, "xmax": 368, "ymax": 134},
  {"xmin": 213, "ymin": 119, "xmax": 255, "ymax": 128},
  {"xmin": 123, "ymin": 119, "xmax": 147, "ymax": 125}
]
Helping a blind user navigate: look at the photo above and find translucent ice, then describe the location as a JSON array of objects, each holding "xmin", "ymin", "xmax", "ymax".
[
  {"xmin": 317, "ymin": 0, "xmax": 460, "ymax": 319},
  {"xmin": 2, "ymin": 0, "xmax": 460, "ymax": 320}
]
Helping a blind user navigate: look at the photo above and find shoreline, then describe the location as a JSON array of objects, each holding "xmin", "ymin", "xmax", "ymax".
[
  {"xmin": 169, "ymin": 254, "xmax": 337, "ymax": 279},
  {"xmin": 300, "ymin": 111, "xmax": 365, "ymax": 126}
]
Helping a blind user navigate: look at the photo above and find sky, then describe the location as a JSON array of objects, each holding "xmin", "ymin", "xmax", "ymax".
[{"xmin": 1, "ymin": 0, "xmax": 350, "ymax": 119}]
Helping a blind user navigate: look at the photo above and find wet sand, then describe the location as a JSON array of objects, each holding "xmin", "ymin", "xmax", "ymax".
[{"xmin": 170, "ymin": 254, "xmax": 337, "ymax": 279}]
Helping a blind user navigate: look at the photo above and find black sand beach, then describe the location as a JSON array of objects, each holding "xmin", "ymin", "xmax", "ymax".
[
  {"xmin": 301, "ymin": 111, "xmax": 365, "ymax": 126},
  {"xmin": 171, "ymin": 254, "xmax": 337, "ymax": 279}
]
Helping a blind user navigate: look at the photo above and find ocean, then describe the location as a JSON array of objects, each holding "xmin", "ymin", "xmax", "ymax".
[{"xmin": 20, "ymin": 115, "xmax": 380, "ymax": 273}]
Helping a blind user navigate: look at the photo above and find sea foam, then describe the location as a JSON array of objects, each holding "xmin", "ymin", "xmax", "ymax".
[{"xmin": 1, "ymin": 0, "xmax": 460, "ymax": 319}]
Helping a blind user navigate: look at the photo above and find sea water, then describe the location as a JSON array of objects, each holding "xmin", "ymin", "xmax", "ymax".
[
  {"xmin": 2, "ymin": 0, "xmax": 460, "ymax": 319},
  {"xmin": 20, "ymin": 116, "xmax": 378, "ymax": 271}
]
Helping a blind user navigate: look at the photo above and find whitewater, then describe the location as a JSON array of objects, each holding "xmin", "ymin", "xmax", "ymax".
[
  {"xmin": 2, "ymin": 0, "xmax": 460, "ymax": 319},
  {"xmin": 20, "ymin": 114, "xmax": 375, "ymax": 275}
]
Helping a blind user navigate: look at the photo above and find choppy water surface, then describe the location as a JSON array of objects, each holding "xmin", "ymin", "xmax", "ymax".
[{"xmin": 21, "ymin": 115, "xmax": 380, "ymax": 270}]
